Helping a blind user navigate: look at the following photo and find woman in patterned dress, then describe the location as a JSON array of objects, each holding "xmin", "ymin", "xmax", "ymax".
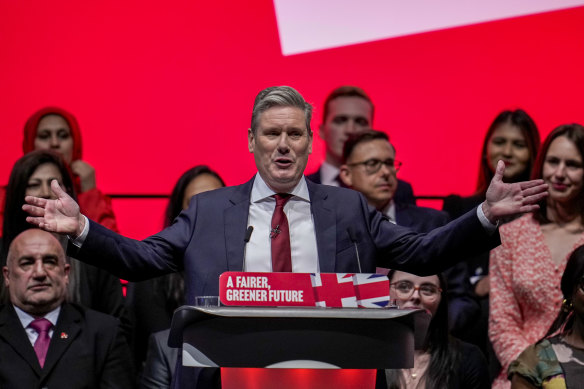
[{"xmin": 489, "ymin": 124, "xmax": 584, "ymax": 389}]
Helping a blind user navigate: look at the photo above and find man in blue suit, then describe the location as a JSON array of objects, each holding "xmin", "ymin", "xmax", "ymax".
[
  {"xmin": 24, "ymin": 86, "xmax": 547, "ymax": 388},
  {"xmin": 338, "ymin": 129, "xmax": 479, "ymax": 332}
]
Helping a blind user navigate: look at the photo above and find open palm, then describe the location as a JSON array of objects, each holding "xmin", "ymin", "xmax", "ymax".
[
  {"xmin": 484, "ymin": 160, "xmax": 548, "ymax": 223},
  {"xmin": 23, "ymin": 179, "xmax": 84, "ymax": 236}
]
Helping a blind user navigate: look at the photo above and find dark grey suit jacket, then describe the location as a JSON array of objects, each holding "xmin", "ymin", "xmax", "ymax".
[
  {"xmin": 0, "ymin": 303, "xmax": 134, "ymax": 389},
  {"xmin": 71, "ymin": 177, "xmax": 498, "ymax": 304},
  {"xmin": 70, "ymin": 176, "xmax": 499, "ymax": 389},
  {"xmin": 141, "ymin": 329, "xmax": 176, "ymax": 389}
]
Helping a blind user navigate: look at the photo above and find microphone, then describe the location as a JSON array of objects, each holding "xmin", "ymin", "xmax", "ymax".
[
  {"xmin": 242, "ymin": 226, "xmax": 254, "ymax": 271},
  {"xmin": 347, "ymin": 227, "xmax": 362, "ymax": 273},
  {"xmin": 244, "ymin": 226, "xmax": 254, "ymax": 243}
]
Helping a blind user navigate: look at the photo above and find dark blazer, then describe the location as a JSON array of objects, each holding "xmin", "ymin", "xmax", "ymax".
[
  {"xmin": 395, "ymin": 202, "xmax": 449, "ymax": 231},
  {"xmin": 72, "ymin": 177, "xmax": 499, "ymax": 300},
  {"xmin": 443, "ymin": 193, "xmax": 490, "ymax": 280},
  {"xmin": 0, "ymin": 303, "xmax": 134, "ymax": 389},
  {"xmin": 306, "ymin": 166, "xmax": 417, "ymax": 205},
  {"xmin": 71, "ymin": 177, "xmax": 499, "ymax": 389},
  {"xmin": 141, "ymin": 329, "xmax": 177, "ymax": 389}
]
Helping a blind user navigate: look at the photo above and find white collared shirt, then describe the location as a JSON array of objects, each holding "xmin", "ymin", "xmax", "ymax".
[
  {"xmin": 319, "ymin": 161, "xmax": 340, "ymax": 187},
  {"xmin": 14, "ymin": 305, "xmax": 61, "ymax": 346},
  {"xmin": 245, "ymin": 173, "xmax": 319, "ymax": 272},
  {"xmin": 381, "ymin": 200, "xmax": 397, "ymax": 224}
]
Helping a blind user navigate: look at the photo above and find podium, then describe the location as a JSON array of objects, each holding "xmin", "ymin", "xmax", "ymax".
[{"xmin": 169, "ymin": 306, "xmax": 430, "ymax": 389}]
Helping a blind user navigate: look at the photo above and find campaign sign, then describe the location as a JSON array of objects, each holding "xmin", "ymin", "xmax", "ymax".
[{"xmin": 219, "ymin": 272, "xmax": 390, "ymax": 308}]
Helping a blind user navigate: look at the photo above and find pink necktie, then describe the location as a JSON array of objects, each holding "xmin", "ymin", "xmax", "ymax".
[
  {"xmin": 271, "ymin": 194, "xmax": 292, "ymax": 272},
  {"xmin": 29, "ymin": 318, "xmax": 52, "ymax": 367}
]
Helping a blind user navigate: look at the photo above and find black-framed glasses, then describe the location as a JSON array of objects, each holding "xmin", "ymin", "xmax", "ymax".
[
  {"xmin": 347, "ymin": 158, "xmax": 402, "ymax": 174},
  {"xmin": 390, "ymin": 280, "xmax": 442, "ymax": 301}
]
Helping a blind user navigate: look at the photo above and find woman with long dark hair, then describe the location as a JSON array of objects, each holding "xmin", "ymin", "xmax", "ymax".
[
  {"xmin": 377, "ymin": 270, "xmax": 489, "ymax": 389},
  {"xmin": 442, "ymin": 109, "xmax": 541, "ymax": 376},
  {"xmin": 508, "ymin": 245, "xmax": 584, "ymax": 388},
  {"xmin": 490, "ymin": 124, "xmax": 584, "ymax": 389},
  {"xmin": 0, "ymin": 150, "xmax": 131, "ymax": 338},
  {"xmin": 443, "ymin": 109, "xmax": 540, "ymax": 292},
  {"xmin": 444, "ymin": 109, "xmax": 541, "ymax": 217}
]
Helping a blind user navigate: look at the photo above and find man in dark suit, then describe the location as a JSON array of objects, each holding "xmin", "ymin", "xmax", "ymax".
[
  {"xmin": 306, "ymin": 85, "xmax": 415, "ymax": 204},
  {"xmin": 339, "ymin": 129, "xmax": 479, "ymax": 332},
  {"xmin": 339, "ymin": 130, "xmax": 448, "ymax": 230},
  {"xmin": 24, "ymin": 86, "xmax": 547, "ymax": 388},
  {"xmin": 0, "ymin": 229, "xmax": 133, "ymax": 389}
]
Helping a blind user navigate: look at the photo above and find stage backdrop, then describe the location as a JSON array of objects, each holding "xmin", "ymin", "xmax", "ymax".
[{"xmin": 2, "ymin": 1, "xmax": 584, "ymax": 239}]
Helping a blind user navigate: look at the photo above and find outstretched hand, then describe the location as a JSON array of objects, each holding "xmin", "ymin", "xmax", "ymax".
[
  {"xmin": 23, "ymin": 179, "xmax": 85, "ymax": 237},
  {"xmin": 483, "ymin": 160, "xmax": 548, "ymax": 224}
]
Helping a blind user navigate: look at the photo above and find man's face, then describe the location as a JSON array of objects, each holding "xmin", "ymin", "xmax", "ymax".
[
  {"xmin": 340, "ymin": 139, "xmax": 398, "ymax": 210},
  {"xmin": 3, "ymin": 230, "xmax": 70, "ymax": 316},
  {"xmin": 320, "ymin": 96, "xmax": 373, "ymax": 166},
  {"xmin": 248, "ymin": 106, "xmax": 312, "ymax": 193}
]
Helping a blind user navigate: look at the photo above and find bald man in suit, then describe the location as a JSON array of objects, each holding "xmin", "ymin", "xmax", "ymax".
[{"xmin": 0, "ymin": 229, "xmax": 134, "ymax": 389}]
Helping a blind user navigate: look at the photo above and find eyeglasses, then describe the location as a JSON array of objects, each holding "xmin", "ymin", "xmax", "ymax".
[
  {"xmin": 347, "ymin": 158, "xmax": 402, "ymax": 175},
  {"xmin": 391, "ymin": 280, "xmax": 442, "ymax": 301}
]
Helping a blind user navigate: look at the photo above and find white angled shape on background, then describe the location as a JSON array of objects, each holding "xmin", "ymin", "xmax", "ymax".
[{"xmin": 274, "ymin": 0, "xmax": 584, "ymax": 55}]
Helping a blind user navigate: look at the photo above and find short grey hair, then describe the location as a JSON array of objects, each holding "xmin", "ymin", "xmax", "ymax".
[{"xmin": 250, "ymin": 86, "xmax": 313, "ymax": 135}]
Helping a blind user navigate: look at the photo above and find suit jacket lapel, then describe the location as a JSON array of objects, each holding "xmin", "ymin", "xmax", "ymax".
[
  {"xmin": 0, "ymin": 305, "xmax": 42, "ymax": 375},
  {"xmin": 307, "ymin": 180, "xmax": 337, "ymax": 272},
  {"xmin": 41, "ymin": 304, "xmax": 82, "ymax": 378},
  {"xmin": 394, "ymin": 205, "xmax": 406, "ymax": 227},
  {"xmin": 395, "ymin": 204, "xmax": 413, "ymax": 228},
  {"xmin": 224, "ymin": 178, "xmax": 254, "ymax": 271}
]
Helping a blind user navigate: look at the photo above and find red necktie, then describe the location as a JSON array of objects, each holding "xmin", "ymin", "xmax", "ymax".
[
  {"xmin": 271, "ymin": 194, "xmax": 292, "ymax": 272},
  {"xmin": 29, "ymin": 318, "xmax": 52, "ymax": 367}
]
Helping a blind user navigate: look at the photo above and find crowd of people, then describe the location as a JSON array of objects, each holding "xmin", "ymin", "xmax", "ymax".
[{"xmin": 0, "ymin": 85, "xmax": 581, "ymax": 389}]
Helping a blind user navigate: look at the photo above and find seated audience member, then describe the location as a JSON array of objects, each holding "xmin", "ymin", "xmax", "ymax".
[
  {"xmin": 443, "ymin": 109, "xmax": 540, "ymax": 376},
  {"xmin": 0, "ymin": 229, "xmax": 134, "ymax": 388},
  {"xmin": 339, "ymin": 130, "xmax": 478, "ymax": 333},
  {"xmin": 307, "ymin": 85, "xmax": 415, "ymax": 204},
  {"xmin": 129, "ymin": 165, "xmax": 225, "ymax": 385},
  {"xmin": 0, "ymin": 150, "xmax": 131, "ymax": 339},
  {"xmin": 0, "ymin": 106, "xmax": 117, "ymax": 232},
  {"xmin": 490, "ymin": 124, "xmax": 584, "ymax": 389},
  {"xmin": 141, "ymin": 329, "xmax": 176, "ymax": 389},
  {"xmin": 508, "ymin": 244, "xmax": 584, "ymax": 388},
  {"xmin": 376, "ymin": 270, "xmax": 489, "ymax": 389}
]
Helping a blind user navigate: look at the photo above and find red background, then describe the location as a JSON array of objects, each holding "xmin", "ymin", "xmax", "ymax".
[{"xmin": 2, "ymin": 1, "xmax": 584, "ymax": 239}]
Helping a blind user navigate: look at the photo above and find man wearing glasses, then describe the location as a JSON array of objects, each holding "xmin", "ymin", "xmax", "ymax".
[
  {"xmin": 339, "ymin": 129, "xmax": 479, "ymax": 332},
  {"xmin": 339, "ymin": 129, "xmax": 447, "ymax": 228}
]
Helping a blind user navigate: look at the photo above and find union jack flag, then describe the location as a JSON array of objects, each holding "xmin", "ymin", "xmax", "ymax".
[
  {"xmin": 310, "ymin": 273, "xmax": 389, "ymax": 308},
  {"xmin": 353, "ymin": 274, "xmax": 390, "ymax": 308}
]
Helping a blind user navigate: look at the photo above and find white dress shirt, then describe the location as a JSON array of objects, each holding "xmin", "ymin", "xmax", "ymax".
[
  {"xmin": 319, "ymin": 161, "xmax": 341, "ymax": 187},
  {"xmin": 14, "ymin": 305, "xmax": 60, "ymax": 346},
  {"xmin": 381, "ymin": 200, "xmax": 397, "ymax": 224},
  {"xmin": 245, "ymin": 173, "xmax": 319, "ymax": 272}
]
